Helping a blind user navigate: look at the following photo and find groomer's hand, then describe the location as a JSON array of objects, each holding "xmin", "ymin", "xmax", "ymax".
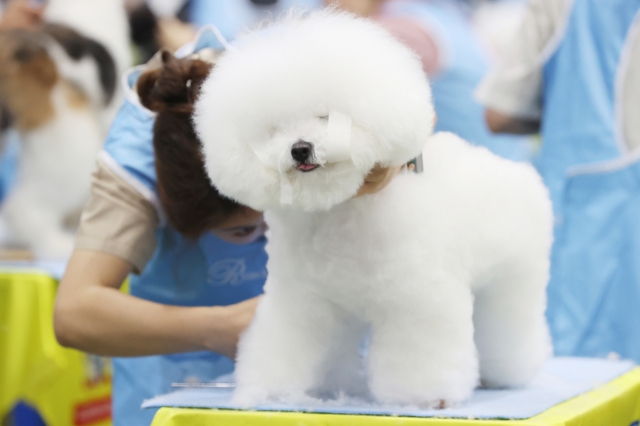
[
  {"xmin": 0, "ymin": 0, "xmax": 45, "ymax": 30},
  {"xmin": 204, "ymin": 296, "xmax": 261, "ymax": 359},
  {"xmin": 356, "ymin": 164, "xmax": 402, "ymax": 197},
  {"xmin": 56, "ymin": 250, "xmax": 261, "ymax": 359}
]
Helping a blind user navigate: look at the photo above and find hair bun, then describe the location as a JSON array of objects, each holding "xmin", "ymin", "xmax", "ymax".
[{"xmin": 137, "ymin": 50, "xmax": 213, "ymax": 113}]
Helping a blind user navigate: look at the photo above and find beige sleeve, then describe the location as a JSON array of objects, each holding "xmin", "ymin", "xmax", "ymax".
[
  {"xmin": 75, "ymin": 157, "xmax": 159, "ymax": 274},
  {"xmin": 622, "ymin": 29, "xmax": 640, "ymax": 151},
  {"xmin": 475, "ymin": 0, "xmax": 572, "ymax": 120}
]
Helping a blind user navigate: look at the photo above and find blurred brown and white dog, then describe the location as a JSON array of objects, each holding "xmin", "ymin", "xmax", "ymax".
[{"xmin": 0, "ymin": 0, "xmax": 130, "ymax": 257}]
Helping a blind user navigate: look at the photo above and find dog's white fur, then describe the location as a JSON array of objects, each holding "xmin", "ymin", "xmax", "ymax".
[
  {"xmin": 0, "ymin": 86, "xmax": 102, "ymax": 256},
  {"xmin": 195, "ymin": 10, "xmax": 553, "ymax": 407}
]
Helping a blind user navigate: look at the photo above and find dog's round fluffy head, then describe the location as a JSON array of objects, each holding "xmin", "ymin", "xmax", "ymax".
[{"xmin": 194, "ymin": 10, "xmax": 435, "ymax": 211}]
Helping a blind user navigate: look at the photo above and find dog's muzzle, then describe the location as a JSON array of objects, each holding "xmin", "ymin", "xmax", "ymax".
[{"xmin": 292, "ymin": 141, "xmax": 318, "ymax": 172}]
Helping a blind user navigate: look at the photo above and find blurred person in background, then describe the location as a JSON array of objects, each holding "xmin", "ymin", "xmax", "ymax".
[
  {"xmin": 187, "ymin": 0, "xmax": 321, "ymax": 40},
  {"xmin": 0, "ymin": 0, "xmax": 44, "ymax": 30},
  {"xmin": 125, "ymin": 0, "xmax": 322, "ymax": 62},
  {"xmin": 327, "ymin": 0, "xmax": 534, "ymax": 161},
  {"xmin": 471, "ymin": 0, "xmax": 528, "ymax": 62},
  {"xmin": 477, "ymin": 0, "xmax": 640, "ymax": 363}
]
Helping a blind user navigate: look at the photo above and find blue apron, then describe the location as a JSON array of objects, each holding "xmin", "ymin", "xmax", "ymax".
[
  {"xmin": 0, "ymin": 131, "xmax": 19, "ymax": 202},
  {"xmin": 539, "ymin": 0, "xmax": 640, "ymax": 362},
  {"xmin": 550, "ymin": 157, "xmax": 640, "ymax": 360},
  {"xmin": 381, "ymin": 0, "xmax": 534, "ymax": 161},
  {"xmin": 188, "ymin": 0, "xmax": 321, "ymax": 40},
  {"xmin": 103, "ymin": 30, "xmax": 268, "ymax": 426}
]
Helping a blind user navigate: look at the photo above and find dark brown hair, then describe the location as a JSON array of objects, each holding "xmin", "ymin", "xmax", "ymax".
[{"xmin": 137, "ymin": 51, "xmax": 249, "ymax": 238}]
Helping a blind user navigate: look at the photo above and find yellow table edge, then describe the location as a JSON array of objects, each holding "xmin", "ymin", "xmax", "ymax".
[
  {"xmin": 150, "ymin": 368, "xmax": 640, "ymax": 426},
  {"xmin": 1, "ymin": 270, "xmax": 113, "ymax": 426}
]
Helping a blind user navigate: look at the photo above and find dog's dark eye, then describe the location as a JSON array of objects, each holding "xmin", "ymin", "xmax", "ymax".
[
  {"xmin": 318, "ymin": 115, "xmax": 328, "ymax": 121},
  {"xmin": 14, "ymin": 47, "xmax": 33, "ymax": 62}
]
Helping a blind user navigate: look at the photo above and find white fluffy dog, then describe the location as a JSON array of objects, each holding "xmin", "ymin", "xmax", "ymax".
[{"xmin": 195, "ymin": 11, "xmax": 553, "ymax": 407}]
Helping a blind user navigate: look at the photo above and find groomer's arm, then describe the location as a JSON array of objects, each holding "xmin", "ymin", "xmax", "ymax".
[
  {"xmin": 53, "ymin": 158, "xmax": 257, "ymax": 359},
  {"xmin": 54, "ymin": 250, "xmax": 257, "ymax": 358},
  {"xmin": 485, "ymin": 109, "xmax": 540, "ymax": 135},
  {"xmin": 477, "ymin": 0, "xmax": 568, "ymax": 135}
]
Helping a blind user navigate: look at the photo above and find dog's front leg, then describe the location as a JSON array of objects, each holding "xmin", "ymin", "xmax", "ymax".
[
  {"xmin": 232, "ymin": 288, "xmax": 340, "ymax": 406},
  {"xmin": 367, "ymin": 276, "xmax": 478, "ymax": 408}
]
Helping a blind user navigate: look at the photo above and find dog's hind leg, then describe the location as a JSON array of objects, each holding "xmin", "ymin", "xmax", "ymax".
[
  {"xmin": 367, "ymin": 274, "xmax": 478, "ymax": 407},
  {"xmin": 232, "ymin": 287, "xmax": 348, "ymax": 406},
  {"xmin": 473, "ymin": 260, "xmax": 551, "ymax": 389}
]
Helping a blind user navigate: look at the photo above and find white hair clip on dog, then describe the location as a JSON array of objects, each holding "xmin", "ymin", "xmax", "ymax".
[
  {"xmin": 323, "ymin": 110, "xmax": 352, "ymax": 163},
  {"xmin": 195, "ymin": 10, "xmax": 554, "ymax": 408},
  {"xmin": 278, "ymin": 165, "xmax": 294, "ymax": 205}
]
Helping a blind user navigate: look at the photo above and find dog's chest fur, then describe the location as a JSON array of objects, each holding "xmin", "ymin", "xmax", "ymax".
[{"xmin": 263, "ymin": 171, "xmax": 446, "ymax": 316}]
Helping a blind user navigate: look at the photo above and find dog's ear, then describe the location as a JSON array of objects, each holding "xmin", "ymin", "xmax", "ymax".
[{"xmin": 43, "ymin": 24, "xmax": 117, "ymax": 105}]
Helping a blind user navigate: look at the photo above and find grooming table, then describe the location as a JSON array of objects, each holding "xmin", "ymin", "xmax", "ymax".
[{"xmin": 144, "ymin": 357, "xmax": 640, "ymax": 425}]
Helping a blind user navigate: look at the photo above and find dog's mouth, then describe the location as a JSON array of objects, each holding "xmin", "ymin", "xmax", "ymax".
[{"xmin": 295, "ymin": 163, "xmax": 319, "ymax": 172}]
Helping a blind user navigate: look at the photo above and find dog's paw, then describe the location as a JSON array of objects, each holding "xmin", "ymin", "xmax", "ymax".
[
  {"xmin": 419, "ymin": 399, "xmax": 451, "ymax": 410},
  {"xmin": 232, "ymin": 385, "xmax": 317, "ymax": 408},
  {"xmin": 370, "ymin": 370, "xmax": 476, "ymax": 408},
  {"xmin": 371, "ymin": 381, "xmax": 473, "ymax": 409},
  {"xmin": 231, "ymin": 386, "xmax": 270, "ymax": 408}
]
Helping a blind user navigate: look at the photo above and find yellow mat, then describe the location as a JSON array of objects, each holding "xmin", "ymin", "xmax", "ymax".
[
  {"xmin": 151, "ymin": 368, "xmax": 640, "ymax": 426},
  {"xmin": 0, "ymin": 271, "xmax": 112, "ymax": 426}
]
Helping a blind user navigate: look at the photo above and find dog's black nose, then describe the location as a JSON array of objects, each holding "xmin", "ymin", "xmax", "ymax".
[{"xmin": 291, "ymin": 141, "xmax": 313, "ymax": 163}]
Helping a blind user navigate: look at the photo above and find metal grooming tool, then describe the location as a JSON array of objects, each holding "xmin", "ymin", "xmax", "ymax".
[
  {"xmin": 407, "ymin": 153, "xmax": 424, "ymax": 173},
  {"xmin": 170, "ymin": 382, "xmax": 236, "ymax": 388}
]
